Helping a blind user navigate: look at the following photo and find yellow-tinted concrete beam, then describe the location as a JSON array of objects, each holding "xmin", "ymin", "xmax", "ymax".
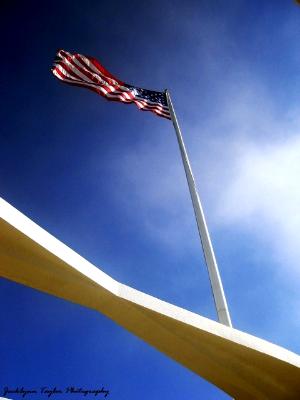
[{"xmin": 0, "ymin": 197, "xmax": 300, "ymax": 399}]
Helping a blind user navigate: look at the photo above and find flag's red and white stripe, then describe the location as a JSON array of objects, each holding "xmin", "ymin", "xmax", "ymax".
[{"xmin": 52, "ymin": 50, "xmax": 170, "ymax": 119}]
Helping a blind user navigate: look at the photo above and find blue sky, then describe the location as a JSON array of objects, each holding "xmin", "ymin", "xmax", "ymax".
[{"xmin": 1, "ymin": 1, "xmax": 300, "ymax": 399}]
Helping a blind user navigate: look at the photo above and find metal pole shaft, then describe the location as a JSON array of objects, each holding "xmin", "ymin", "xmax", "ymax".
[{"xmin": 165, "ymin": 90, "xmax": 232, "ymax": 327}]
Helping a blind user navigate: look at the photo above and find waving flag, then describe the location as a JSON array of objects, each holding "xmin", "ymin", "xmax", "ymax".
[{"xmin": 51, "ymin": 50, "xmax": 170, "ymax": 120}]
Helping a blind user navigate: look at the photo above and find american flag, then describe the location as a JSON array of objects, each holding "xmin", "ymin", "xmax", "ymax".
[{"xmin": 51, "ymin": 50, "xmax": 171, "ymax": 120}]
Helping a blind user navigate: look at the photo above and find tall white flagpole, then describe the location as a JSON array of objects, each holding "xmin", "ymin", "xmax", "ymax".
[{"xmin": 165, "ymin": 90, "xmax": 232, "ymax": 327}]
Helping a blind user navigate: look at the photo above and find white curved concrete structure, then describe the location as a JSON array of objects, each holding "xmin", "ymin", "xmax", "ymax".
[{"xmin": 1, "ymin": 197, "xmax": 300, "ymax": 399}]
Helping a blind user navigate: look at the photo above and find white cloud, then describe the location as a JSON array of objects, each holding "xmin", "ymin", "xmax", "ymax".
[
  {"xmin": 196, "ymin": 78, "xmax": 300, "ymax": 280},
  {"xmin": 213, "ymin": 133, "xmax": 300, "ymax": 277}
]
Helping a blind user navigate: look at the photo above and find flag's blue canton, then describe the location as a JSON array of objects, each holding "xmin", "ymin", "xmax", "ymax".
[{"xmin": 127, "ymin": 86, "xmax": 168, "ymax": 107}]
